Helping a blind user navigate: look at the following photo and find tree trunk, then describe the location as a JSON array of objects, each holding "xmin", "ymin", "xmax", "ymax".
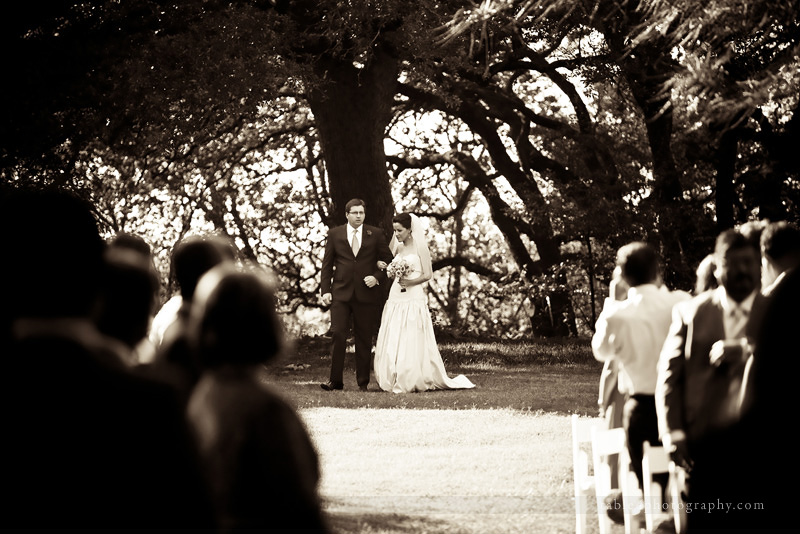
[
  {"xmin": 305, "ymin": 47, "xmax": 397, "ymax": 233},
  {"xmin": 600, "ymin": 4, "xmax": 691, "ymax": 289},
  {"xmin": 715, "ymin": 130, "xmax": 737, "ymax": 232},
  {"xmin": 627, "ymin": 77, "xmax": 691, "ymax": 288},
  {"xmin": 447, "ymin": 195, "xmax": 467, "ymax": 329},
  {"xmin": 586, "ymin": 236, "xmax": 598, "ymax": 330},
  {"xmin": 530, "ymin": 289, "xmax": 577, "ymax": 337}
]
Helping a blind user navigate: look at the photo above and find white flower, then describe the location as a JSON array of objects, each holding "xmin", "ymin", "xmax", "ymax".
[{"xmin": 386, "ymin": 257, "xmax": 412, "ymax": 280}]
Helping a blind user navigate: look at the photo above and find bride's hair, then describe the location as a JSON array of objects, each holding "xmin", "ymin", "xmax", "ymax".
[
  {"xmin": 390, "ymin": 212, "xmax": 432, "ymax": 278},
  {"xmin": 392, "ymin": 212, "xmax": 413, "ymax": 229}
]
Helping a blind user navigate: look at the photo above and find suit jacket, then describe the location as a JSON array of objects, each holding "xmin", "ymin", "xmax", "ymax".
[
  {"xmin": 656, "ymin": 288, "xmax": 767, "ymax": 446},
  {"xmin": 320, "ymin": 224, "xmax": 392, "ymax": 304},
  {"xmin": 741, "ymin": 267, "xmax": 800, "ymax": 422},
  {"xmin": 722, "ymin": 267, "xmax": 800, "ymax": 529}
]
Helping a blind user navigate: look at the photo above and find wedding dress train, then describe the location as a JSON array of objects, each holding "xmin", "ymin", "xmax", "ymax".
[{"xmin": 374, "ymin": 253, "xmax": 475, "ymax": 393}]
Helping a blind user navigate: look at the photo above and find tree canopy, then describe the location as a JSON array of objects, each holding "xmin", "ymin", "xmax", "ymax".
[{"xmin": 3, "ymin": 0, "xmax": 798, "ymax": 337}]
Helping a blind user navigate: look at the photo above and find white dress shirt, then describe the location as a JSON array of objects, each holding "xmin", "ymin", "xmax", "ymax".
[
  {"xmin": 762, "ymin": 267, "xmax": 794, "ymax": 297},
  {"xmin": 592, "ymin": 284, "xmax": 692, "ymax": 395}
]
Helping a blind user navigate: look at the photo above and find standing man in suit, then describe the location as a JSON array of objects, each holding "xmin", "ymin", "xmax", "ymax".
[
  {"xmin": 320, "ymin": 199, "xmax": 393, "ymax": 392},
  {"xmin": 656, "ymin": 228, "xmax": 766, "ymax": 531},
  {"xmin": 758, "ymin": 220, "xmax": 800, "ymax": 296},
  {"xmin": 729, "ymin": 221, "xmax": 800, "ymax": 531},
  {"xmin": 739, "ymin": 221, "xmax": 800, "ymax": 414}
]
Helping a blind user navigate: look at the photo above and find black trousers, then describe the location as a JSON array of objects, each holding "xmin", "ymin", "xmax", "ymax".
[
  {"xmin": 623, "ymin": 394, "xmax": 668, "ymax": 495},
  {"xmin": 329, "ymin": 299, "xmax": 379, "ymax": 387}
]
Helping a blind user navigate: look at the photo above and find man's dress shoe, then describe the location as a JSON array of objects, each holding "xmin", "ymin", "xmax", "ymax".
[
  {"xmin": 320, "ymin": 381, "xmax": 343, "ymax": 391},
  {"xmin": 358, "ymin": 385, "xmax": 369, "ymax": 392}
]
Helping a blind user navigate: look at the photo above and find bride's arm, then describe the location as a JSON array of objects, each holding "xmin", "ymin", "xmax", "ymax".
[{"xmin": 401, "ymin": 270, "xmax": 431, "ymax": 288}]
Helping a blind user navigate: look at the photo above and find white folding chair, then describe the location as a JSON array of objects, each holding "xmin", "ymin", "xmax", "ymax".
[
  {"xmin": 669, "ymin": 460, "xmax": 688, "ymax": 534},
  {"xmin": 572, "ymin": 414, "xmax": 602, "ymax": 534},
  {"xmin": 591, "ymin": 426, "xmax": 632, "ymax": 534},
  {"xmin": 641, "ymin": 442, "xmax": 671, "ymax": 532}
]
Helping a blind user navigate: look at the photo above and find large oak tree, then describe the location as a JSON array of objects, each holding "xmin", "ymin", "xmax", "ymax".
[{"xmin": 3, "ymin": 0, "xmax": 797, "ymax": 336}]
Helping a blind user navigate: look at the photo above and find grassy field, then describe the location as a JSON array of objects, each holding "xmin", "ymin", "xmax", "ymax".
[{"xmin": 261, "ymin": 336, "xmax": 619, "ymax": 534}]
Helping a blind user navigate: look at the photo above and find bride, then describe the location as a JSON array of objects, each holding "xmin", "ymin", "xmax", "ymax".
[{"xmin": 373, "ymin": 212, "xmax": 475, "ymax": 393}]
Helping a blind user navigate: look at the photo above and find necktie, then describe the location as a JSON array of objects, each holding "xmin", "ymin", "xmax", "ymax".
[
  {"xmin": 729, "ymin": 307, "xmax": 748, "ymax": 339},
  {"xmin": 351, "ymin": 231, "xmax": 360, "ymax": 256}
]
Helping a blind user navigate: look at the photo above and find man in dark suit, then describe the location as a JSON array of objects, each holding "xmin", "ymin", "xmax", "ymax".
[
  {"xmin": 722, "ymin": 221, "xmax": 800, "ymax": 531},
  {"xmin": 757, "ymin": 220, "xmax": 800, "ymax": 297},
  {"xmin": 319, "ymin": 198, "xmax": 393, "ymax": 392},
  {"xmin": 656, "ymin": 228, "xmax": 767, "ymax": 531}
]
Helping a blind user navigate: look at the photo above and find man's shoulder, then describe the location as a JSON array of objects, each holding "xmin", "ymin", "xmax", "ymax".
[
  {"xmin": 679, "ymin": 290, "xmax": 719, "ymax": 319},
  {"xmin": 596, "ymin": 298, "xmax": 637, "ymax": 326},
  {"xmin": 773, "ymin": 267, "xmax": 800, "ymax": 299},
  {"xmin": 664, "ymin": 288, "xmax": 693, "ymax": 306},
  {"xmin": 327, "ymin": 224, "xmax": 347, "ymax": 236},
  {"xmin": 694, "ymin": 289, "xmax": 720, "ymax": 306},
  {"xmin": 362, "ymin": 225, "xmax": 388, "ymax": 242}
]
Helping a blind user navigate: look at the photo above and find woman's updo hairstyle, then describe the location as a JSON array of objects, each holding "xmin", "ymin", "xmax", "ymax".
[{"xmin": 392, "ymin": 212, "xmax": 412, "ymax": 230}]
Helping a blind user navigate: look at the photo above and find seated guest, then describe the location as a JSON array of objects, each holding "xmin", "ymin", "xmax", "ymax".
[
  {"xmin": 94, "ymin": 245, "xmax": 160, "ymax": 366},
  {"xmin": 106, "ymin": 232, "xmax": 162, "ymax": 363},
  {"xmin": 593, "ymin": 243, "xmax": 691, "ymax": 521},
  {"xmin": 147, "ymin": 234, "xmax": 236, "ymax": 402},
  {"xmin": 0, "ymin": 188, "xmax": 215, "ymax": 529},
  {"xmin": 186, "ymin": 264, "xmax": 329, "ymax": 533},
  {"xmin": 149, "ymin": 292, "xmax": 183, "ymax": 347},
  {"xmin": 149, "ymin": 234, "xmax": 236, "ymax": 348},
  {"xmin": 109, "ymin": 231, "xmax": 154, "ymax": 258}
]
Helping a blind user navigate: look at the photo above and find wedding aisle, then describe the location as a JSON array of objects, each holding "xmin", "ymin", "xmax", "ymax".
[{"xmin": 300, "ymin": 407, "xmax": 613, "ymax": 534}]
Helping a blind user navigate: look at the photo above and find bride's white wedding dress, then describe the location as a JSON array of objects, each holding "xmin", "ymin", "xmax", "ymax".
[{"xmin": 374, "ymin": 253, "xmax": 475, "ymax": 393}]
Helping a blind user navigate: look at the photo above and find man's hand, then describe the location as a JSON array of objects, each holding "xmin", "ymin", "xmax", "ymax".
[
  {"xmin": 320, "ymin": 293, "xmax": 332, "ymax": 306},
  {"xmin": 364, "ymin": 276, "xmax": 379, "ymax": 288},
  {"xmin": 709, "ymin": 339, "xmax": 747, "ymax": 367},
  {"xmin": 667, "ymin": 438, "xmax": 693, "ymax": 472}
]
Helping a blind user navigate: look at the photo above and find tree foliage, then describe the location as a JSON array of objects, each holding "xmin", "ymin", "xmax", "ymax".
[{"xmin": 2, "ymin": 0, "xmax": 798, "ymax": 338}]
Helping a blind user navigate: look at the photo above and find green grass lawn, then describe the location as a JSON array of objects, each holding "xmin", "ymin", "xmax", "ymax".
[{"xmin": 261, "ymin": 336, "xmax": 620, "ymax": 534}]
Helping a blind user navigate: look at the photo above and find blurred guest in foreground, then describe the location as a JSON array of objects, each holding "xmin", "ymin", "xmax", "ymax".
[
  {"xmin": 730, "ymin": 221, "xmax": 800, "ymax": 531},
  {"xmin": 186, "ymin": 264, "xmax": 329, "ymax": 533},
  {"xmin": 105, "ymin": 232, "xmax": 162, "ymax": 363},
  {"xmin": 656, "ymin": 228, "xmax": 766, "ymax": 532},
  {"xmin": 693, "ymin": 253, "xmax": 718, "ymax": 295},
  {"xmin": 0, "ymin": 188, "xmax": 215, "ymax": 529},
  {"xmin": 94, "ymin": 244, "xmax": 160, "ymax": 365},
  {"xmin": 146, "ymin": 234, "xmax": 236, "ymax": 402},
  {"xmin": 758, "ymin": 220, "xmax": 800, "ymax": 296}
]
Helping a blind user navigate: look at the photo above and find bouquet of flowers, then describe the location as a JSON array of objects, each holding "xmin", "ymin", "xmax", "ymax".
[{"xmin": 386, "ymin": 257, "xmax": 412, "ymax": 292}]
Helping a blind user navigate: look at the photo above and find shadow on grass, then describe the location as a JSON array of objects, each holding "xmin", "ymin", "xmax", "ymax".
[{"xmin": 326, "ymin": 507, "xmax": 469, "ymax": 534}]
